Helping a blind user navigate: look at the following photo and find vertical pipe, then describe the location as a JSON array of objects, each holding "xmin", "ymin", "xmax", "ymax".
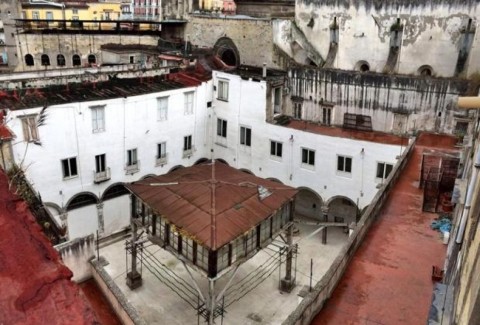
[{"xmin": 309, "ymin": 258, "xmax": 313, "ymax": 292}]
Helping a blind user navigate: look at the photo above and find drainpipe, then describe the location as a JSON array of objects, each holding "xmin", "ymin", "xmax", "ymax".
[{"xmin": 455, "ymin": 145, "xmax": 480, "ymax": 244}]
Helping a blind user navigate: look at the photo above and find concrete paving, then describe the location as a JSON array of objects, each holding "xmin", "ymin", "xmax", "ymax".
[{"xmin": 99, "ymin": 219, "xmax": 348, "ymax": 324}]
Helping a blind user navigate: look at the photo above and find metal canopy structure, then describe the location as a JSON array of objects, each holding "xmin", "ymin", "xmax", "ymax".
[{"xmin": 125, "ymin": 162, "xmax": 298, "ymax": 323}]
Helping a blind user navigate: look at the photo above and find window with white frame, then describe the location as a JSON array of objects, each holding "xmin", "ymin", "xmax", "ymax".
[
  {"xmin": 337, "ymin": 155, "xmax": 352, "ymax": 174},
  {"xmin": 32, "ymin": 11, "xmax": 39, "ymax": 19},
  {"xmin": 184, "ymin": 92, "xmax": 194, "ymax": 115},
  {"xmin": 95, "ymin": 154, "xmax": 106, "ymax": 173},
  {"xmin": 183, "ymin": 135, "xmax": 193, "ymax": 157},
  {"xmin": 301, "ymin": 148, "xmax": 315, "ymax": 166},
  {"xmin": 240, "ymin": 126, "xmax": 251, "ymax": 147},
  {"xmin": 91, "ymin": 106, "xmax": 105, "ymax": 133},
  {"xmin": 61, "ymin": 157, "xmax": 78, "ymax": 179},
  {"xmin": 20, "ymin": 115, "xmax": 39, "ymax": 142},
  {"xmin": 217, "ymin": 80, "xmax": 229, "ymax": 101},
  {"xmin": 156, "ymin": 142, "xmax": 167, "ymax": 165},
  {"xmin": 157, "ymin": 96, "xmax": 168, "ymax": 121},
  {"xmin": 376, "ymin": 162, "xmax": 393, "ymax": 180},
  {"xmin": 217, "ymin": 118, "xmax": 227, "ymax": 138},
  {"xmin": 127, "ymin": 149, "xmax": 138, "ymax": 167},
  {"xmin": 270, "ymin": 140, "xmax": 283, "ymax": 158}
]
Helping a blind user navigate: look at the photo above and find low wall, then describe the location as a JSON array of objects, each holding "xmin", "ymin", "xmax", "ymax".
[
  {"xmin": 90, "ymin": 259, "xmax": 146, "ymax": 325},
  {"xmin": 283, "ymin": 136, "xmax": 417, "ymax": 325},
  {"xmin": 55, "ymin": 234, "xmax": 95, "ymax": 283}
]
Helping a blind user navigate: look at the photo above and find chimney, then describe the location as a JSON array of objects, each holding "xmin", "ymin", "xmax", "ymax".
[{"xmin": 262, "ymin": 63, "xmax": 267, "ymax": 79}]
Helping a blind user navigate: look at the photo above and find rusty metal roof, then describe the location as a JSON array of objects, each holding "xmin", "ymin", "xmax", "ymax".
[{"xmin": 126, "ymin": 162, "xmax": 297, "ymax": 250}]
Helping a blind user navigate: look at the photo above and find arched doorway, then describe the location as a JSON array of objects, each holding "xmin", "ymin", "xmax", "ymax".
[
  {"xmin": 168, "ymin": 165, "xmax": 185, "ymax": 173},
  {"xmin": 194, "ymin": 158, "xmax": 210, "ymax": 165},
  {"xmin": 326, "ymin": 196, "xmax": 359, "ymax": 225},
  {"xmin": 215, "ymin": 158, "xmax": 229, "ymax": 165},
  {"xmin": 295, "ymin": 187, "xmax": 323, "ymax": 220},
  {"xmin": 214, "ymin": 37, "xmax": 240, "ymax": 67}
]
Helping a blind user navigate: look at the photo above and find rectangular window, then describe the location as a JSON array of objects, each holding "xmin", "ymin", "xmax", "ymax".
[
  {"xmin": 294, "ymin": 102, "xmax": 302, "ymax": 119},
  {"xmin": 376, "ymin": 162, "xmax": 393, "ymax": 180},
  {"xmin": 61, "ymin": 157, "xmax": 78, "ymax": 179},
  {"xmin": 301, "ymin": 148, "xmax": 315, "ymax": 166},
  {"xmin": 217, "ymin": 80, "xmax": 229, "ymax": 101},
  {"xmin": 216, "ymin": 118, "xmax": 227, "ymax": 138},
  {"xmin": 129, "ymin": 55, "xmax": 135, "ymax": 64},
  {"xmin": 72, "ymin": 9, "xmax": 79, "ymax": 14},
  {"xmin": 184, "ymin": 135, "xmax": 192, "ymax": 151},
  {"xmin": 32, "ymin": 11, "xmax": 39, "ymax": 20},
  {"xmin": 20, "ymin": 116, "xmax": 39, "ymax": 142},
  {"xmin": 273, "ymin": 87, "xmax": 282, "ymax": 115},
  {"xmin": 337, "ymin": 155, "xmax": 352, "ymax": 173},
  {"xmin": 127, "ymin": 148, "xmax": 138, "ymax": 166},
  {"xmin": 156, "ymin": 142, "xmax": 167, "ymax": 165},
  {"xmin": 184, "ymin": 92, "xmax": 194, "ymax": 115},
  {"xmin": 46, "ymin": 11, "xmax": 53, "ymax": 20},
  {"xmin": 240, "ymin": 126, "xmax": 251, "ymax": 147},
  {"xmin": 91, "ymin": 106, "xmax": 105, "ymax": 133},
  {"xmin": 322, "ymin": 107, "xmax": 332, "ymax": 125},
  {"xmin": 95, "ymin": 154, "xmax": 106, "ymax": 172},
  {"xmin": 270, "ymin": 140, "xmax": 283, "ymax": 158},
  {"xmin": 157, "ymin": 97, "xmax": 168, "ymax": 121}
]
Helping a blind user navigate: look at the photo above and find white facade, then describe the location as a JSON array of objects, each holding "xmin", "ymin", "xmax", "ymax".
[
  {"xmin": 5, "ymin": 69, "xmax": 404, "ymax": 241},
  {"xmin": 210, "ymin": 70, "xmax": 403, "ymax": 218},
  {"xmin": 275, "ymin": 1, "xmax": 480, "ymax": 77},
  {"xmin": 7, "ymin": 80, "xmax": 212, "ymax": 240}
]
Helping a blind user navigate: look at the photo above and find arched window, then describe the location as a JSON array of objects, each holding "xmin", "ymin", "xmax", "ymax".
[
  {"xmin": 355, "ymin": 60, "xmax": 370, "ymax": 72},
  {"xmin": 57, "ymin": 54, "xmax": 65, "ymax": 66},
  {"xmin": 25, "ymin": 54, "xmax": 34, "ymax": 66},
  {"xmin": 41, "ymin": 54, "xmax": 50, "ymax": 66},
  {"xmin": 418, "ymin": 65, "xmax": 433, "ymax": 76},
  {"xmin": 72, "ymin": 54, "xmax": 81, "ymax": 66},
  {"xmin": 88, "ymin": 54, "xmax": 96, "ymax": 65}
]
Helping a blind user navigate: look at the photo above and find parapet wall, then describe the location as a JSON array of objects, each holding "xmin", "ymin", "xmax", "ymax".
[
  {"xmin": 56, "ymin": 234, "xmax": 95, "ymax": 283},
  {"xmin": 283, "ymin": 136, "xmax": 417, "ymax": 325},
  {"xmin": 289, "ymin": 68, "xmax": 470, "ymax": 133}
]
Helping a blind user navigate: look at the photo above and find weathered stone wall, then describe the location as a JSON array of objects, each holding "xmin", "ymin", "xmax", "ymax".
[
  {"xmin": 289, "ymin": 68, "xmax": 470, "ymax": 133},
  {"xmin": 186, "ymin": 16, "xmax": 282, "ymax": 68},
  {"xmin": 290, "ymin": 0, "xmax": 480, "ymax": 77},
  {"xmin": 56, "ymin": 234, "xmax": 95, "ymax": 283},
  {"xmin": 14, "ymin": 33, "xmax": 159, "ymax": 71},
  {"xmin": 235, "ymin": 0, "xmax": 295, "ymax": 18}
]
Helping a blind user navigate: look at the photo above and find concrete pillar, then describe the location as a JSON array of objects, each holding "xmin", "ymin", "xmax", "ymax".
[
  {"xmin": 208, "ymin": 278, "xmax": 215, "ymax": 324},
  {"xmin": 127, "ymin": 195, "xmax": 142, "ymax": 289},
  {"xmin": 281, "ymin": 201, "xmax": 295, "ymax": 292},
  {"xmin": 321, "ymin": 206, "xmax": 329, "ymax": 245},
  {"xmin": 96, "ymin": 202, "xmax": 104, "ymax": 235}
]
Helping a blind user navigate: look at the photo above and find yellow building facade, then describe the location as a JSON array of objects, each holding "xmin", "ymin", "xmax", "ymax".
[{"xmin": 21, "ymin": 1, "xmax": 122, "ymax": 21}]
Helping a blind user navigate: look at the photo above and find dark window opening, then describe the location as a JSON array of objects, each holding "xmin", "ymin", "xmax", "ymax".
[
  {"xmin": 25, "ymin": 54, "xmax": 34, "ymax": 66},
  {"xmin": 88, "ymin": 54, "xmax": 96, "ymax": 65},
  {"xmin": 57, "ymin": 54, "xmax": 66, "ymax": 66},
  {"xmin": 221, "ymin": 49, "xmax": 237, "ymax": 66},
  {"xmin": 41, "ymin": 54, "xmax": 50, "ymax": 66},
  {"xmin": 72, "ymin": 54, "xmax": 81, "ymax": 66}
]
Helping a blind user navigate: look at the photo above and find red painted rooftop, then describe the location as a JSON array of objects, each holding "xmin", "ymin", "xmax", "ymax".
[
  {"xmin": 0, "ymin": 170, "xmax": 98, "ymax": 325},
  {"xmin": 0, "ymin": 111, "xmax": 14, "ymax": 140},
  {"xmin": 286, "ymin": 120, "xmax": 408, "ymax": 146},
  {"xmin": 127, "ymin": 162, "xmax": 297, "ymax": 250},
  {"xmin": 312, "ymin": 132, "xmax": 458, "ymax": 325}
]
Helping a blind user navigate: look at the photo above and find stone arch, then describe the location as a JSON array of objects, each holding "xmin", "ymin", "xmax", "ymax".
[
  {"xmin": 101, "ymin": 183, "xmax": 129, "ymax": 201},
  {"xmin": 139, "ymin": 174, "xmax": 156, "ymax": 180},
  {"xmin": 25, "ymin": 54, "xmax": 34, "ymax": 66},
  {"xmin": 326, "ymin": 195, "xmax": 359, "ymax": 224},
  {"xmin": 295, "ymin": 187, "xmax": 323, "ymax": 220},
  {"xmin": 215, "ymin": 158, "xmax": 229, "ymax": 165},
  {"xmin": 66, "ymin": 192, "xmax": 99, "ymax": 211},
  {"xmin": 355, "ymin": 60, "xmax": 370, "ymax": 72},
  {"xmin": 57, "ymin": 54, "xmax": 66, "ymax": 66},
  {"xmin": 168, "ymin": 165, "xmax": 185, "ymax": 173},
  {"xmin": 44, "ymin": 202, "xmax": 64, "ymax": 215},
  {"xmin": 418, "ymin": 65, "xmax": 433, "ymax": 76},
  {"xmin": 214, "ymin": 37, "xmax": 240, "ymax": 67},
  {"xmin": 194, "ymin": 158, "xmax": 210, "ymax": 165},
  {"xmin": 266, "ymin": 177, "xmax": 283, "ymax": 184},
  {"xmin": 72, "ymin": 54, "xmax": 81, "ymax": 66},
  {"xmin": 41, "ymin": 54, "xmax": 50, "ymax": 66},
  {"xmin": 239, "ymin": 168, "xmax": 254, "ymax": 175}
]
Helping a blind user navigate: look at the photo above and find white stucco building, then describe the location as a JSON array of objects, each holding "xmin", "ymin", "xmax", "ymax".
[{"xmin": 2, "ymin": 67, "xmax": 404, "ymax": 242}]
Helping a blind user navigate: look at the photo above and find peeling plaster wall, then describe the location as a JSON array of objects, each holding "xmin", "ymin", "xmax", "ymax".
[
  {"xmin": 56, "ymin": 234, "xmax": 95, "ymax": 283},
  {"xmin": 294, "ymin": 0, "xmax": 480, "ymax": 76},
  {"xmin": 289, "ymin": 68, "xmax": 469, "ymax": 133},
  {"xmin": 14, "ymin": 34, "xmax": 159, "ymax": 71},
  {"xmin": 185, "ymin": 16, "xmax": 281, "ymax": 68}
]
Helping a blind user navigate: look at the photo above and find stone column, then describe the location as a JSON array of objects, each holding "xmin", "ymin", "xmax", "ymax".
[
  {"xmin": 321, "ymin": 206, "xmax": 329, "ymax": 245},
  {"xmin": 127, "ymin": 195, "xmax": 142, "ymax": 289}
]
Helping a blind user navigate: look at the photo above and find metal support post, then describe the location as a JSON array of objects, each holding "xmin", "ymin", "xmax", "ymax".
[
  {"xmin": 208, "ymin": 278, "xmax": 216, "ymax": 324},
  {"xmin": 321, "ymin": 206, "xmax": 329, "ymax": 245},
  {"xmin": 127, "ymin": 195, "xmax": 142, "ymax": 289}
]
